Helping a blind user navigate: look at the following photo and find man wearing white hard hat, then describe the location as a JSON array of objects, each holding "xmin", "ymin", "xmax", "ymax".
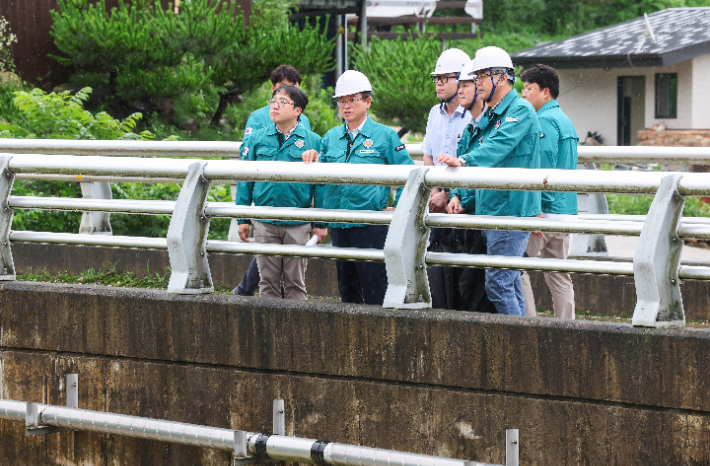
[
  {"xmin": 302, "ymin": 70, "xmax": 414, "ymax": 305},
  {"xmin": 424, "ymin": 50, "xmax": 491, "ymax": 311},
  {"xmin": 439, "ymin": 46, "xmax": 542, "ymax": 316}
]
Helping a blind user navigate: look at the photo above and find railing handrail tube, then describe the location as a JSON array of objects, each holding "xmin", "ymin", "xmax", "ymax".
[
  {"xmin": 4, "ymin": 139, "xmax": 710, "ymax": 165},
  {"xmin": 9, "ymin": 154, "xmax": 710, "ymax": 195},
  {"xmin": 0, "ymin": 399, "xmax": 474, "ymax": 466}
]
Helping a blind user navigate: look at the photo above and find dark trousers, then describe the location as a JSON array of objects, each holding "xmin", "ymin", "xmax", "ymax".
[
  {"xmin": 427, "ymin": 228, "xmax": 496, "ymax": 313},
  {"xmin": 331, "ymin": 225, "xmax": 389, "ymax": 305}
]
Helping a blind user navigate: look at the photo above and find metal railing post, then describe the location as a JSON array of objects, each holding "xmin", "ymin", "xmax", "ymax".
[
  {"xmin": 78, "ymin": 182, "xmax": 113, "ymax": 235},
  {"xmin": 167, "ymin": 161, "xmax": 214, "ymax": 294},
  {"xmin": 506, "ymin": 429, "xmax": 519, "ymax": 466},
  {"xmin": 0, "ymin": 155, "xmax": 16, "ymax": 281},
  {"xmin": 632, "ymin": 174, "xmax": 685, "ymax": 327},
  {"xmin": 570, "ymin": 163, "xmax": 609, "ymax": 257},
  {"xmin": 383, "ymin": 167, "xmax": 431, "ymax": 309},
  {"xmin": 273, "ymin": 399, "xmax": 285, "ymax": 436},
  {"xmin": 227, "ymin": 183, "xmax": 241, "ymax": 242}
]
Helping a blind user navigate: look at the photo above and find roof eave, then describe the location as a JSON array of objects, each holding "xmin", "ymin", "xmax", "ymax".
[{"xmin": 513, "ymin": 54, "xmax": 664, "ymax": 70}]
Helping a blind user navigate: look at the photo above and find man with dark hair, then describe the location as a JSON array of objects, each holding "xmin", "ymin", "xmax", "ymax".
[
  {"xmin": 236, "ymin": 85, "xmax": 327, "ymax": 300},
  {"xmin": 233, "ymin": 65, "xmax": 313, "ymax": 297},
  {"xmin": 519, "ymin": 64, "xmax": 579, "ymax": 319},
  {"xmin": 302, "ymin": 70, "xmax": 414, "ymax": 306}
]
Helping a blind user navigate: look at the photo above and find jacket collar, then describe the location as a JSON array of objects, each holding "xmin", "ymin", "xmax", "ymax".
[
  {"xmin": 266, "ymin": 121, "xmax": 307, "ymax": 150},
  {"xmin": 339, "ymin": 115, "xmax": 373, "ymax": 140},
  {"xmin": 538, "ymin": 99, "xmax": 559, "ymax": 115},
  {"xmin": 488, "ymin": 88, "xmax": 518, "ymax": 118}
]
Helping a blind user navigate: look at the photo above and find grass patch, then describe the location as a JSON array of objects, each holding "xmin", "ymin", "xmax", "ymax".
[{"xmin": 18, "ymin": 266, "xmax": 233, "ymax": 294}]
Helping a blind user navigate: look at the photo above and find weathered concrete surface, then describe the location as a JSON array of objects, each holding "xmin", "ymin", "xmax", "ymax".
[
  {"xmin": 12, "ymin": 242, "xmax": 710, "ymax": 319},
  {"xmin": 1, "ymin": 282, "xmax": 710, "ymax": 465}
]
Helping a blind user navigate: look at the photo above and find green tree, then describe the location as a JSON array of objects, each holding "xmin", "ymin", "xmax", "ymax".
[{"xmin": 352, "ymin": 34, "xmax": 442, "ymax": 137}]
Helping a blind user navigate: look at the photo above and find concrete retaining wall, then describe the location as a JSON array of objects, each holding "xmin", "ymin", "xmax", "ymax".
[
  {"xmin": 1, "ymin": 282, "xmax": 710, "ymax": 465},
  {"xmin": 11, "ymin": 242, "xmax": 710, "ymax": 320}
]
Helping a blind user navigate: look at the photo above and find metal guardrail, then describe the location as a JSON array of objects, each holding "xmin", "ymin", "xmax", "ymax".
[
  {"xmin": 0, "ymin": 147, "xmax": 709, "ymax": 327},
  {"xmin": 0, "ymin": 374, "xmax": 518, "ymax": 466},
  {"xmin": 3, "ymin": 139, "xmax": 710, "ymax": 164}
]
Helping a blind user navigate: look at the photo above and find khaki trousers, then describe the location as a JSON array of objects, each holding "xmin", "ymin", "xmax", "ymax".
[
  {"xmin": 520, "ymin": 232, "xmax": 575, "ymax": 319},
  {"xmin": 252, "ymin": 221, "xmax": 311, "ymax": 300}
]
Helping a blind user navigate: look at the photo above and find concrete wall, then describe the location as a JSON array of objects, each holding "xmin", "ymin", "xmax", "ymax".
[
  {"xmin": 1, "ymin": 282, "xmax": 710, "ymax": 465},
  {"xmin": 11, "ymin": 242, "xmax": 710, "ymax": 321},
  {"xmin": 556, "ymin": 58, "xmax": 701, "ymax": 145}
]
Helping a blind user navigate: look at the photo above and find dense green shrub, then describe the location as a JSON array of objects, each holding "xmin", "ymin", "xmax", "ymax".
[
  {"xmin": 352, "ymin": 34, "xmax": 442, "ymax": 136},
  {"xmin": 607, "ymin": 194, "xmax": 710, "ymax": 217},
  {"xmin": 50, "ymin": 0, "xmax": 336, "ymax": 128},
  {"xmin": 0, "ymin": 87, "xmax": 154, "ymax": 140}
]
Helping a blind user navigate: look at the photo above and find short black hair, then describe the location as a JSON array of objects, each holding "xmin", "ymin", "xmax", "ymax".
[
  {"xmin": 273, "ymin": 85, "xmax": 309, "ymax": 112},
  {"xmin": 270, "ymin": 65, "xmax": 303, "ymax": 86},
  {"xmin": 520, "ymin": 64, "xmax": 560, "ymax": 99}
]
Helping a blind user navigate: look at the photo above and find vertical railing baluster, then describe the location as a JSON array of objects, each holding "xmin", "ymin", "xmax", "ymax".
[
  {"xmin": 0, "ymin": 155, "xmax": 16, "ymax": 281},
  {"xmin": 632, "ymin": 174, "xmax": 685, "ymax": 327},
  {"xmin": 383, "ymin": 167, "xmax": 431, "ymax": 309}
]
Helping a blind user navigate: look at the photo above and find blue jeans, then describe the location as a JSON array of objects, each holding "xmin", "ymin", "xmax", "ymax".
[{"xmin": 482, "ymin": 230, "xmax": 530, "ymax": 316}]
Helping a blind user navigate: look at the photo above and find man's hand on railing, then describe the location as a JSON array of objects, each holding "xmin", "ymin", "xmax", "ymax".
[
  {"xmin": 429, "ymin": 188, "xmax": 449, "ymax": 213},
  {"xmin": 436, "ymin": 153, "xmax": 463, "ymax": 167},
  {"xmin": 238, "ymin": 224, "xmax": 251, "ymax": 242},
  {"xmin": 447, "ymin": 196, "xmax": 465, "ymax": 215},
  {"xmin": 382, "ymin": 207, "xmax": 395, "ymax": 211},
  {"xmin": 301, "ymin": 149, "xmax": 319, "ymax": 164},
  {"xmin": 313, "ymin": 227, "xmax": 328, "ymax": 244}
]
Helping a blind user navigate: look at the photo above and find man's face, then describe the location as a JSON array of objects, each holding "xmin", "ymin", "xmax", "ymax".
[
  {"xmin": 473, "ymin": 69, "xmax": 506, "ymax": 101},
  {"xmin": 458, "ymin": 80, "xmax": 478, "ymax": 108},
  {"xmin": 337, "ymin": 93, "xmax": 371, "ymax": 124},
  {"xmin": 522, "ymin": 81, "xmax": 548, "ymax": 111},
  {"xmin": 433, "ymin": 74, "xmax": 459, "ymax": 101},
  {"xmin": 269, "ymin": 91, "xmax": 301, "ymax": 125}
]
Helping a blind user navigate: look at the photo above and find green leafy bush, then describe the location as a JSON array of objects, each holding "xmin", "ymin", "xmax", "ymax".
[
  {"xmin": 0, "ymin": 87, "xmax": 154, "ymax": 140},
  {"xmin": 607, "ymin": 194, "xmax": 710, "ymax": 217},
  {"xmin": 352, "ymin": 34, "xmax": 442, "ymax": 136}
]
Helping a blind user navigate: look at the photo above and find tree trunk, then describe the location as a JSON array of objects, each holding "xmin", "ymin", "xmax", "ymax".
[
  {"xmin": 210, "ymin": 88, "xmax": 241, "ymax": 127},
  {"xmin": 397, "ymin": 126, "xmax": 408, "ymax": 138}
]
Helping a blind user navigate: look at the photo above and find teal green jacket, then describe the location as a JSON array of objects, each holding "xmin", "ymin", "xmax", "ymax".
[
  {"xmin": 243, "ymin": 105, "xmax": 311, "ymax": 148},
  {"xmin": 315, "ymin": 116, "xmax": 414, "ymax": 229},
  {"xmin": 452, "ymin": 89, "xmax": 542, "ymax": 217},
  {"xmin": 236, "ymin": 121, "xmax": 322, "ymax": 226},
  {"xmin": 538, "ymin": 100, "xmax": 579, "ymax": 214}
]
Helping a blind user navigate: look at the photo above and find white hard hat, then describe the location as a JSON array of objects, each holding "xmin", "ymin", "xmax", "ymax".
[
  {"xmin": 431, "ymin": 48, "xmax": 471, "ymax": 75},
  {"xmin": 471, "ymin": 46, "xmax": 514, "ymax": 73},
  {"xmin": 459, "ymin": 59, "xmax": 477, "ymax": 81},
  {"xmin": 334, "ymin": 70, "xmax": 373, "ymax": 98}
]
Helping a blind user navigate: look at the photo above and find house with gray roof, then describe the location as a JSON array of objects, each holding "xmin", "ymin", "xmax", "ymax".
[{"xmin": 512, "ymin": 8, "xmax": 710, "ymax": 147}]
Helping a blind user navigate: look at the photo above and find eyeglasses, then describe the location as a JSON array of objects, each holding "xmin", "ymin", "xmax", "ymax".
[
  {"xmin": 268, "ymin": 99, "xmax": 295, "ymax": 108},
  {"xmin": 431, "ymin": 75, "xmax": 458, "ymax": 84},
  {"xmin": 336, "ymin": 97, "xmax": 364, "ymax": 106},
  {"xmin": 522, "ymin": 87, "xmax": 540, "ymax": 94},
  {"xmin": 473, "ymin": 71, "xmax": 505, "ymax": 82}
]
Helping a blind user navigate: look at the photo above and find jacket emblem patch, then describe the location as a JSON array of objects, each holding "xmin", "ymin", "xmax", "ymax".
[
  {"xmin": 245, "ymin": 128, "xmax": 253, "ymax": 135},
  {"xmin": 242, "ymin": 147, "xmax": 249, "ymax": 156},
  {"xmin": 363, "ymin": 139, "xmax": 374, "ymax": 148},
  {"xmin": 495, "ymin": 120, "xmax": 501, "ymax": 129},
  {"xmin": 395, "ymin": 144, "xmax": 405, "ymax": 151},
  {"xmin": 295, "ymin": 139, "xmax": 305, "ymax": 148}
]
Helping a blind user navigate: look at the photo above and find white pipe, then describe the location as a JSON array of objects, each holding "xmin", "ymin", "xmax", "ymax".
[
  {"xmin": 9, "ymin": 231, "xmax": 168, "ymax": 249},
  {"xmin": 0, "ymin": 399, "xmax": 477, "ymax": 466},
  {"xmin": 206, "ymin": 240, "xmax": 385, "ymax": 262},
  {"xmin": 3, "ymin": 140, "xmax": 710, "ymax": 165}
]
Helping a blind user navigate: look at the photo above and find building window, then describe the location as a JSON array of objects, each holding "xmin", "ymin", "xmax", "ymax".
[{"xmin": 655, "ymin": 73, "xmax": 677, "ymax": 119}]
